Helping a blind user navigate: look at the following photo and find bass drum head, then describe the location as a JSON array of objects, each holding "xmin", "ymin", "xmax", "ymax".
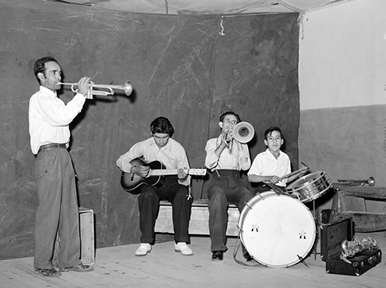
[{"xmin": 239, "ymin": 191, "xmax": 316, "ymax": 268}]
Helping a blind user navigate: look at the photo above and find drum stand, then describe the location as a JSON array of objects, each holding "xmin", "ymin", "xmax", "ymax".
[{"xmin": 311, "ymin": 199, "xmax": 319, "ymax": 260}]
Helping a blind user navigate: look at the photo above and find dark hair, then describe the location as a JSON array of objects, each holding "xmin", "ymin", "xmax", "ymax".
[
  {"xmin": 150, "ymin": 117, "xmax": 174, "ymax": 137},
  {"xmin": 33, "ymin": 56, "xmax": 58, "ymax": 83},
  {"xmin": 264, "ymin": 126, "xmax": 283, "ymax": 140},
  {"xmin": 219, "ymin": 111, "xmax": 241, "ymax": 123}
]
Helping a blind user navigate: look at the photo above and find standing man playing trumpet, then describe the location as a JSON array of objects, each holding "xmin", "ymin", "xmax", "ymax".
[
  {"xmin": 205, "ymin": 111, "xmax": 253, "ymax": 261},
  {"xmin": 29, "ymin": 56, "xmax": 93, "ymax": 277}
]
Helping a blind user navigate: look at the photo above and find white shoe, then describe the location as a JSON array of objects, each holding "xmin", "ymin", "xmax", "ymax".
[
  {"xmin": 135, "ymin": 243, "xmax": 152, "ymax": 256},
  {"xmin": 175, "ymin": 242, "xmax": 193, "ymax": 256}
]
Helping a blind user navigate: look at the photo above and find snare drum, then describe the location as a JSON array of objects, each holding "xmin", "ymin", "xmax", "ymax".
[
  {"xmin": 286, "ymin": 171, "xmax": 332, "ymax": 203},
  {"xmin": 238, "ymin": 191, "xmax": 316, "ymax": 268}
]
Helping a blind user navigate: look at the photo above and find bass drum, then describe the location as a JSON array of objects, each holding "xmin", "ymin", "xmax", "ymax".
[{"xmin": 239, "ymin": 191, "xmax": 316, "ymax": 268}]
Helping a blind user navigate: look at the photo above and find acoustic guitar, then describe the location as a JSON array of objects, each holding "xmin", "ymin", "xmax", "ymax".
[{"xmin": 121, "ymin": 158, "xmax": 207, "ymax": 194}]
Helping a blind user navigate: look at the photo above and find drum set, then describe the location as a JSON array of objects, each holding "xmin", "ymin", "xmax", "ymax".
[{"xmin": 238, "ymin": 168, "xmax": 334, "ymax": 268}]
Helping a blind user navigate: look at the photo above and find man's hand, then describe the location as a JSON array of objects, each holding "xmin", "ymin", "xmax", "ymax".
[
  {"xmin": 177, "ymin": 168, "xmax": 188, "ymax": 180},
  {"xmin": 77, "ymin": 77, "xmax": 91, "ymax": 97},
  {"xmin": 131, "ymin": 165, "xmax": 150, "ymax": 178},
  {"xmin": 223, "ymin": 130, "xmax": 233, "ymax": 147},
  {"xmin": 263, "ymin": 175, "xmax": 280, "ymax": 184}
]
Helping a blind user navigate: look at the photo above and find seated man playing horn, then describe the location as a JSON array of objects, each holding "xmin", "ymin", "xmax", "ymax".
[{"xmin": 204, "ymin": 111, "xmax": 254, "ymax": 261}]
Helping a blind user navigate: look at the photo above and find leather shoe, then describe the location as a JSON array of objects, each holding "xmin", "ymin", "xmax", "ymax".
[
  {"xmin": 59, "ymin": 263, "xmax": 93, "ymax": 272},
  {"xmin": 35, "ymin": 268, "xmax": 62, "ymax": 277},
  {"xmin": 211, "ymin": 251, "xmax": 223, "ymax": 261}
]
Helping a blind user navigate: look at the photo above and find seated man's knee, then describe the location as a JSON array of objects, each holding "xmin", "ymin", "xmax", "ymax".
[
  {"xmin": 139, "ymin": 186, "xmax": 157, "ymax": 200},
  {"xmin": 208, "ymin": 187, "xmax": 226, "ymax": 206}
]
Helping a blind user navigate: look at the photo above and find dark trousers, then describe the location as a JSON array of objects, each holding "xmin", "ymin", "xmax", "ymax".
[
  {"xmin": 138, "ymin": 176, "xmax": 193, "ymax": 244},
  {"xmin": 34, "ymin": 148, "xmax": 81, "ymax": 269},
  {"xmin": 207, "ymin": 170, "xmax": 253, "ymax": 252}
]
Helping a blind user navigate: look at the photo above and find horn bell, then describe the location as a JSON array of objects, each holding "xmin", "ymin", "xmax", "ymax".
[{"xmin": 233, "ymin": 121, "xmax": 255, "ymax": 143}]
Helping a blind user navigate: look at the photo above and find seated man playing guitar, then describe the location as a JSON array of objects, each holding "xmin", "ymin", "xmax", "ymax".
[{"xmin": 116, "ymin": 117, "xmax": 194, "ymax": 256}]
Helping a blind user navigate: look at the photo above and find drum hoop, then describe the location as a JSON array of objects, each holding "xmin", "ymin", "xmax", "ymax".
[
  {"xmin": 238, "ymin": 192, "xmax": 316, "ymax": 267},
  {"xmin": 286, "ymin": 171, "xmax": 332, "ymax": 192}
]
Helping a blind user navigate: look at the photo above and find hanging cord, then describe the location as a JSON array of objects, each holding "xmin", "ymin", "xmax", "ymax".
[
  {"xmin": 164, "ymin": 0, "xmax": 169, "ymax": 15},
  {"xmin": 219, "ymin": 17, "xmax": 225, "ymax": 36}
]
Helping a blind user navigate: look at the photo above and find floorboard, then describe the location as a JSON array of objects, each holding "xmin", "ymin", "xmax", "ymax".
[{"xmin": 0, "ymin": 234, "xmax": 385, "ymax": 288}]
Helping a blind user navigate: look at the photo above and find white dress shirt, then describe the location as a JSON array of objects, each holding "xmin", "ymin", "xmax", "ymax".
[
  {"xmin": 116, "ymin": 137, "xmax": 191, "ymax": 186},
  {"xmin": 248, "ymin": 149, "xmax": 291, "ymax": 187},
  {"xmin": 205, "ymin": 135, "xmax": 251, "ymax": 171},
  {"xmin": 29, "ymin": 86, "xmax": 85, "ymax": 154}
]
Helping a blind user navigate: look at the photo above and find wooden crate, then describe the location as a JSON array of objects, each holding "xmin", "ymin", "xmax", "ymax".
[
  {"xmin": 155, "ymin": 199, "xmax": 240, "ymax": 236},
  {"xmin": 53, "ymin": 207, "xmax": 95, "ymax": 266},
  {"xmin": 330, "ymin": 185, "xmax": 386, "ymax": 232},
  {"xmin": 79, "ymin": 207, "xmax": 95, "ymax": 265}
]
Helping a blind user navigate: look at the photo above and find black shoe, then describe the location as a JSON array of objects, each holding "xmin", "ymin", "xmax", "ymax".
[
  {"xmin": 244, "ymin": 252, "xmax": 253, "ymax": 262},
  {"xmin": 59, "ymin": 264, "xmax": 94, "ymax": 272},
  {"xmin": 35, "ymin": 268, "xmax": 62, "ymax": 277},
  {"xmin": 212, "ymin": 251, "xmax": 224, "ymax": 261}
]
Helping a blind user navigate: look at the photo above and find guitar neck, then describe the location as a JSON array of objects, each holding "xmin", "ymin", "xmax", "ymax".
[
  {"xmin": 149, "ymin": 169, "xmax": 206, "ymax": 177},
  {"xmin": 149, "ymin": 169, "xmax": 179, "ymax": 176}
]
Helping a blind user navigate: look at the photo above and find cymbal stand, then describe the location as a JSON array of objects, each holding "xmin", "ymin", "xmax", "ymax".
[{"xmin": 312, "ymin": 199, "xmax": 319, "ymax": 260}]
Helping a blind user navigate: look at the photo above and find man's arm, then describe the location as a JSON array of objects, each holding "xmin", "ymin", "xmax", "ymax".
[
  {"xmin": 116, "ymin": 142, "xmax": 146, "ymax": 174},
  {"xmin": 248, "ymin": 174, "xmax": 274, "ymax": 183},
  {"xmin": 176, "ymin": 145, "xmax": 191, "ymax": 186},
  {"xmin": 205, "ymin": 138, "xmax": 223, "ymax": 169},
  {"xmin": 236, "ymin": 142, "xmax": 251, "ymax": 171}
]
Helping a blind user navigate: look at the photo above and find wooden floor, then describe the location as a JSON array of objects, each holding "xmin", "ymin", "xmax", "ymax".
[{"xmin": 1, "ymin": 232, "xmax": 385, "ymax": 288}]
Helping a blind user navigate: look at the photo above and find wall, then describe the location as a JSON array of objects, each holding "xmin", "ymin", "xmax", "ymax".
[
  {"xmin": 298, "ymin": 0, "xmax": 386, "ymax": 211},
  {"xmin": 0, "ymin": 0, "xmax": 299, "ymax": 258}
]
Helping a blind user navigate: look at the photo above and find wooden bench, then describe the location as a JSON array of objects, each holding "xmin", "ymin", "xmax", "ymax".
[{"xmin": 155, "ymin": 199, "xmax": 240, "ymax": 236}]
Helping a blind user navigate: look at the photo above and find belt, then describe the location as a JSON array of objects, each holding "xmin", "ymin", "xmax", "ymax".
[
  {"xmin": 213, "ymin": 169, "xmax": 240, "ymax": 178},
  {"xmin": 38, "ymin": 143, "xmax": 67, "ymax": 153}
]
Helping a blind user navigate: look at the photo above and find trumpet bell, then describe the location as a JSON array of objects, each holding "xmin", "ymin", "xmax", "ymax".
[
  {"xmin": 123, "ymin": 81, "xmax": 133, "ymax": 96},
  {"xmin": 233, "ymin": 121, "xmax": 254, "ymax": 143}
]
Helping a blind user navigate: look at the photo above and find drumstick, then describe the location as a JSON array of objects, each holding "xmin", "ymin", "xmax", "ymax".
[
  {"xmin": 264, "ymin": 182, "xmax": 297, "ymax": 198},
  {"xmin": 277, "ymin": 166, "xmax": 308, "ymax": 182}
]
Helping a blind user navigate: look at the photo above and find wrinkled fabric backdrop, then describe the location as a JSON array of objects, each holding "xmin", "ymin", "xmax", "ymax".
[{"xmin": 0, "ymin": 0, "xmax": 299, "ymax": 259}]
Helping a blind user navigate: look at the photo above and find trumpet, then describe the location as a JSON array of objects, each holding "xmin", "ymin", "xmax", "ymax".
[
  {"xmin": 233, "ymin": 121, "xmax": 255, "ymax": 144},
  {"xmin": 337, "ymin": 176, "xmax": 375, "ymax": 187},
  {"xmin": 59, "ymin": 80, "xmax": 133, "ymax": 99},
  {"xmin": 225, "ymin": 121, "xmax": 254, "ymax": 150}
]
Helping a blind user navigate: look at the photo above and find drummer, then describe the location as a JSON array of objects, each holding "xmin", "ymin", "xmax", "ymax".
[{"xmin": 248, "ymin": 126, "xmax": 298, "ymax": 193}]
